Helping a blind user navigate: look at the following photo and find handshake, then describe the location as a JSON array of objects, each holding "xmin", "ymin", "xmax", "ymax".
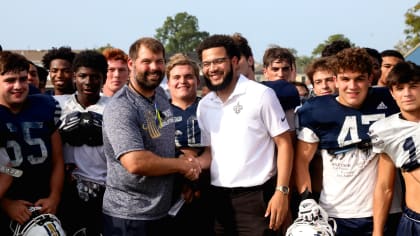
[{"xmin": 178, "ymin": 154, "xmax": 202, "ymax": 181}]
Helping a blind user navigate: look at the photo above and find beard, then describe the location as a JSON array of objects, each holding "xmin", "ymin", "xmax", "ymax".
[
  {"xmin": 204, "ymin": 65, "xmax": 234, "ymax": 92},
  {"xmin": 133, "ymin": 66, "xmax": 164, "ymax": 91}
]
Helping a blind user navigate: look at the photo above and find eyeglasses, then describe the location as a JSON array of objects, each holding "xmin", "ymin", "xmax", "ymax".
[{"xmin": 201, "ymin": 57, "xmax": 228, "ymax": 69}]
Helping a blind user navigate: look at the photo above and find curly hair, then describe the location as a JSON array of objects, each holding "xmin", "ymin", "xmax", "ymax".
[
  {"xmin": 72, "ymin": 50, "xmax": 108, "ymax": 78},
  {"xmin": 196, "ymin": 34, "xmax": 240, "ymax": 62},
  {"xmin": 329, "ymin": 48, "xmax": 372, "ymax": 76},
  {"xmin": 42, "ymin": 46, "xmax": 76, "ymax": 70}
]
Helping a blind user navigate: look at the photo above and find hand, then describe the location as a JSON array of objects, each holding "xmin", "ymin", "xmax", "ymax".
[
  {"xmin": 264, "ymin": 191, "xmax": 288, "ymax": 231},
  {"xmin": 2, "ymin": 199, "xmax": 33, "ymax": 225},
  {"xmin": 179, "ymin": 154, "xmax": 201, "ymax": 181},
  {"xmin": 181, "ymin": 184, "xmax": 194, "ymax": 203},
  {"xmin": 65, "ymin": 163, "xmax": 78, "ymax": 182},
  {"xmin": 179, "ymin": 147, "xmax": 200, "ymax": 157},
  {"xmin": 34, "ymin": 196, "xmax": 60, "ymax": 215}
]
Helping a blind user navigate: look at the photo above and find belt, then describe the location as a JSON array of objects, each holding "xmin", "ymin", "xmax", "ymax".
[
  {"xmin": 211, "ymin": 184, "xmax": 265, "ymax": 195},
  {"xmin": 211, "ymin": 177, "xmax": 275, "ymax": 195}
]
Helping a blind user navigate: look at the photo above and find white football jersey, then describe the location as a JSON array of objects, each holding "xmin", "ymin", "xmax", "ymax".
[{"xmin": 369, "ymin": 113, "xmax": 420, "ymax": 171}]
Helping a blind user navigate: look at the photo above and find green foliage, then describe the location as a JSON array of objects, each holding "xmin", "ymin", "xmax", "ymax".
[
  {"xmin": 311, "ymin": 34, "xmax": 354, "ymax": 57},
  {"xmin": 95, "ymin": 43, "xmax": 113, "ymax": 53},
  {"xmin": 296, "ymin": 55, "xmax": 314, "ymax": 74},
  {"xmin": 395, "ymin": 2, "xmax": 420, "ymax": 54},
  {"xmin": 155, "ymin": 12, "xmax": 209, "ymax": 56}
]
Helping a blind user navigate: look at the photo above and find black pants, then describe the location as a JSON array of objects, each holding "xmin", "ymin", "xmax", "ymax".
[
  {"xmin": 103, "ymin": 214, "xmax": 173, "ymax": 236},
  {"xmin": 57, "ymin": 179, "xmax": 105, "ymax": 236},
  {"xmin": 210, "ymin": 179, "xmax": 279, "ymax": 236}
]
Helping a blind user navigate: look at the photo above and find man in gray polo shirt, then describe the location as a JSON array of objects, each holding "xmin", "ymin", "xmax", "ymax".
[{"xmin": 102, "ymin": 37, "xmax": 201, "ymax": 236}]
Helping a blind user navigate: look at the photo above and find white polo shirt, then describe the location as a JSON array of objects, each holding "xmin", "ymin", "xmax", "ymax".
[{"xmin": 197, "ymin": 75, "xmax": 289, "ymax": 188}]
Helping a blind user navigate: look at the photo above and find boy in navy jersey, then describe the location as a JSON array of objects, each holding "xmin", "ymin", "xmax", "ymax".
[
  {"xmin": 294, "ymin": 48, "xmax": 402, "ymax": 236},
  {"xmin": 166, "ymin": 53, "xmax": 213, "ymax": 236},
  {"xmin": 0, "ymin": 51, "xmax": 64, "ymax": 235}
]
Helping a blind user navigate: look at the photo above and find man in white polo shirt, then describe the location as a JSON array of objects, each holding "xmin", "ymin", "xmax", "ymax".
[{"xmin": 196, "ymin": 34, "xmax": 294, "ymax": 235}]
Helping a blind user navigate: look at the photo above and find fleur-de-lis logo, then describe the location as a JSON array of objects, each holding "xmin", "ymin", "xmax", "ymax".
[{"xmin": 233, "ymin": 102, "xmax": 243, "ymax": 114}]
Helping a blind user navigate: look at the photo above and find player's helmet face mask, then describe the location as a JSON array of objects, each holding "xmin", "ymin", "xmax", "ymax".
[{"xmin": 10, "ymin": 207, "xmax": 66, "ymax": 236}]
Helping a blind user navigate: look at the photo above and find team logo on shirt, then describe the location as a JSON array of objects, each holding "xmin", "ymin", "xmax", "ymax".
[
  {"xmin": 143, "ymin": 110, "xmax": 161, "ymax": 138},
  {"xmin": 233, "ymin": 102, "xmax": 243, "ymax": 114},
  {"xmin": 376, "ymin": 102, "xmax": 388, "ymax": 110}
]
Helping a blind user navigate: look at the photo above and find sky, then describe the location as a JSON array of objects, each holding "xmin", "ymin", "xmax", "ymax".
[{"xmin": 1, "ymin": 1, "xmax": 416, "ymax": 63}]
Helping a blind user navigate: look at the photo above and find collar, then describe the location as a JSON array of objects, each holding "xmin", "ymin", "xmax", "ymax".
[{"xmin": 207, "ymin": 75, "xmax": 249, "ymax": 103}]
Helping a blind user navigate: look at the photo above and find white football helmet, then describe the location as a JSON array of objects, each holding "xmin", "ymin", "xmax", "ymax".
[
  {"xmin": 286, "ymin": 199, "xmax": 336, "ymax": 236},
  {"xmin": 11, "ymin": 207, "xmax": 66, "ymax": 236}
]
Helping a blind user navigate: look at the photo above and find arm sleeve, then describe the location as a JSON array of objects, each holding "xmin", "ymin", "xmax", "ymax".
[
  {"xmin": 261, "ymin": 88, "xmax": 290, "ymax": 137},
  {"xmin": 103, "ymin": 103, "xmax": 145, "ymax": 160},
  {"xmin": 296, "ymin": 102, "xmax": 320, "ymax": 143},
  {"xmin": 196, "ymin": 101, "xmax": 211, "ymax": 147},
  {"xmin": 368, "ymin": 121, "xmax": 386, "ymax": 154}
]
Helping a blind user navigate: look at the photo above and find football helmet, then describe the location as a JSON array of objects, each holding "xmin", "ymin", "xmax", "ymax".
[
  {"xmin": 11, "ymin": 207, "xmax": 66, "ymax": 236},
  {"xmin": 286, "ymin": 199, "xmax": 336, "ymax": 236}
]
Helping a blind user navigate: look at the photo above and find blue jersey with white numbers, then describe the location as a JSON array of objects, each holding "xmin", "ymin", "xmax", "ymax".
[
  {"xmin": 0, "ymin": 94, "xmax": 61, "ymax": 202},
  {"xmin": 262, "ymin": 80, "xmax": 301, "ymax": 111},
  {"xmin": 171, "ymin": 98, "xmax": 202, "ymax": 152},
  {"xmin": 297, "ymin": 87, "xmax": 399, "ymax": 152}
]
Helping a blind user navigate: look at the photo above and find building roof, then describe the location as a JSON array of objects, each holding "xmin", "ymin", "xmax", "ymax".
[
  {"xmin": 9, "ymin": 50, "xmax": 48, "ymax": 66},
  {"xmin": 405, "ymin": 43, "xmax": 420, "ymax": 65}
]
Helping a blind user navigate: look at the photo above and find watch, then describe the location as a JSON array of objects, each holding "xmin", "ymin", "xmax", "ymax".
[{"xmin": 275, "ymin": 186, "xmax": 289, "ymax": 195}]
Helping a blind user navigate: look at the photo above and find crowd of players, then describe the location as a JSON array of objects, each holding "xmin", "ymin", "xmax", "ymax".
[{"xmin": 0, "ymin": 34, "xmax": 418, "ymax": 236}]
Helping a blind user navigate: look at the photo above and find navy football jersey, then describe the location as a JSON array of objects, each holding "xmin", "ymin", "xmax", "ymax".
[
  {"xmin": 262, "ymin": 80, "xmax": 301, "ymax": 111},
  {"xmin": 171, "ymin": 98, "xmax": 202, "ymax": 150},
  {"xmin": 0, "ymin": 94, "xmax": 61, "ymax": 202},
  {"xmin": 297, "ymin": 87, "xmax": 399, "ymax": 152}
]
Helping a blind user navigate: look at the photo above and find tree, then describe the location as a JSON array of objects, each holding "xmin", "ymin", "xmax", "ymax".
[
  {"xmin": 395, "ymin": 2, "xmax": 420, "ymax": 54},
  {"xmin": 155, "ymin": 12, "xmax": 209, "ymax": 56},
  {"xmin": 311, "ymin": 34, "xmax": 355, "ymax": 57},
  {"xmin": 96, "ymin": 43, "xmax": 113, "ymax": 53},
  {"xmin": 296, "ymin": 55, "xmax": 314, "ymax": 74}
]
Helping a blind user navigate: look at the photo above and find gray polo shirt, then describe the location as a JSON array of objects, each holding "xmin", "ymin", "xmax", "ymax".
[{"xmin": 102, "ymin": 86, "xmax": 175, "ymax": 220}]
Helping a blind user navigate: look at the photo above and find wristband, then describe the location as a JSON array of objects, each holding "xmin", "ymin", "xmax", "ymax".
[{"xmin": 299, "ymin": 187, "xmax": 313, "ymax": 201}]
